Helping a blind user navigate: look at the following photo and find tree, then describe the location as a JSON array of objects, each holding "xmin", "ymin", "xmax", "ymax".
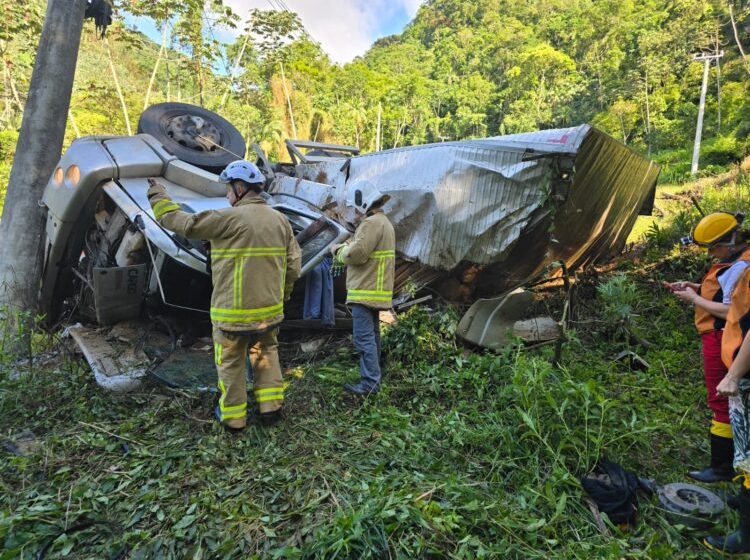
[
  {"xmin": 173, "ymin": 0, "xmax": 237, "ymax": 106},
  {"xmin": 0, "ymin": 0, "xmax": 88, "ymax": 320},
  {"xmin": 0, "ymin": 0, "xmax": 43, "ymax": 124},
  {"xmin": 128, "ymin": 0, "xmax": 184, "ymax": 109}
]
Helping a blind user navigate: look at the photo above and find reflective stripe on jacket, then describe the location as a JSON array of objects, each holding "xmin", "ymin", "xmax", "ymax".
[
  {"xmin": 338, "ymin": 210, "xmax": 395, "ymax": 310},
  {"xmin": 148, "ymin": 184, "xmax": 301, "ymax": 331}
]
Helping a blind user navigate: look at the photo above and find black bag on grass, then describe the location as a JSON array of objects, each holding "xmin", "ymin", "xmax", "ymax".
[{"xmin": 581, "ymin": 459, "xmax": 639, "ymax": 526}]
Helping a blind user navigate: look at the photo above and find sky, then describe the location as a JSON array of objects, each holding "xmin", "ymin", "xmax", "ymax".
[{"xmin": 125, "ymin": 0, "xmax": 426, "ymax": 65}]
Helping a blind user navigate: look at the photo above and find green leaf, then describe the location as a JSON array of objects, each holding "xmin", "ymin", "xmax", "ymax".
[{"xmin": 174, "ymin": 515, "xmax": 197, "ymax": 530}]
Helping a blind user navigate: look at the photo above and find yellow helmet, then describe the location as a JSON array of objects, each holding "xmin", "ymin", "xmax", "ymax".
[{"xmin": 693, "ymin": 212, "xmax": 739, "ymax": 247}]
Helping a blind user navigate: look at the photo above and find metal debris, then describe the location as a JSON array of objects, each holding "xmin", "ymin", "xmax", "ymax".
[
  {"xmin": 512, "ymin": 317, "xmax": 561, "ymax": 343},
  {"xmin": 613, "ymin": 350, "xmax": 651, "ymax": 371},
  {"xmin": 457, "ymin": 289, "xmax": 534, "ymax": 350},
  {"xmin": 300, "ymin": 338, "xmax": 326, "ymax": 354},
  {"xmin": 66, "ymin": 323, "xmax": 148, "ymax": 392}
]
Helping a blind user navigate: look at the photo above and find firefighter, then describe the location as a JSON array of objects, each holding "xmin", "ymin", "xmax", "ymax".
[
  {"xmin": 147, "ymin": 161, "xmax": 301, "ymax": 430},
  {"xmin": 705, "ymin": 262, "xmax": 750, "ymax": 553},
  {"xmin": 331, "ymin": 184, "xmax": 395, "ymax": 395},
  {"xmin": 665, "ymin": 212, "xmax": 750, "ymax": 482}
]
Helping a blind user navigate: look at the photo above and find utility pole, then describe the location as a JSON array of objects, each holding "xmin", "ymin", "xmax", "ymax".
[
  {"xmin": 690, "ymin": 51, "xmax": 723, "ymax": 176},
  {"xmin": 376, "ymin": 102, "xmax": 382, "ymax": 152},
  {"xmin": 279, "ymin": 61, "xmax": 297, "ymax": 139},
  {"xmin": 0, "ymin": 0, "xmax": 88, "ymax": 313}
]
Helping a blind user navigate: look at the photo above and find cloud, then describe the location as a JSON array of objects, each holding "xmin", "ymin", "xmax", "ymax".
[{"xmin": 222, "ymin": 0, "xmax": 425, "ymax": 64}]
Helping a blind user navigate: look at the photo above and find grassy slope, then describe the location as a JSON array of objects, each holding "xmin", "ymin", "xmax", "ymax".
[{"xmin": 2, "ymin": 171, "xmax": 750, "ymax": 557}]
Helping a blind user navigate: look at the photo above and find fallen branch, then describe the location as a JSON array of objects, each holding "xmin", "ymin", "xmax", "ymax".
[
  {"xmin": 77, "ymin": 421, "xmax": 143, "ymax": 446},
  {"xmin": 584, "ymin": 496, "xmax": 612, "ymax": 537}
]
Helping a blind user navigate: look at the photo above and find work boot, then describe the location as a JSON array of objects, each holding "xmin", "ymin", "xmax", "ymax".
[
  {"xmin": 728, "ymin": 491, "xmax": 741, "ymax": 511},
  {"xmin": 704, "ymin": 486, "xmax": 750, "ymax": 554},
  {"xmin": 687, "ymin": 434, "xmax": 735, "ymax": 483},
  {"xmin": 214, "ymin": 406, "xmax": 245, "ymax": 433},
  {"xmin": 259, "ymin": 409, "xmax": 282, "ymax": 427},
  {"xmin": 343, "ymin": 381, "xmax": 378, "ymax": 396}
]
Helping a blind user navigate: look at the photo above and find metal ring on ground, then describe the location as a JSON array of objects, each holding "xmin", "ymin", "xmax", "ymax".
[{"xmin": 656, "ymin": 483, "xmax": 725, "ymax": 529}]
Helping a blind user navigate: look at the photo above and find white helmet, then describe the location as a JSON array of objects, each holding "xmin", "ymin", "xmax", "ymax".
[
  {"xmin": 218, "ymin": 160, "xmax": 264, "ymax": 185},
  {"xmin": 346, "ymin": 181, "xmax": 390, "ymax": 214}
]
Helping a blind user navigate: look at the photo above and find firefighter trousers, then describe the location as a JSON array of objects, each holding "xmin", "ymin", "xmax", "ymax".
[{"xmin": 213, "ymin": 326, "xmax": 284, "ymax": 429}]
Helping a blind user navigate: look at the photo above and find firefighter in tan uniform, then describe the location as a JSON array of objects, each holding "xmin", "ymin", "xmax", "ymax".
[
  {"xmin": 147, "ymin": 160, "xmax": 301, "ymax": 430},
  {"xmin": 331, "ymin": 184, "xmax": 395, "ymax": 395}
]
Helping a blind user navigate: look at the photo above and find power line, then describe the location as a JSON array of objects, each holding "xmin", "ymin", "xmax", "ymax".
[{"xmin": 264, "ymin": 0, "xmax": 316, "ymax": 44}]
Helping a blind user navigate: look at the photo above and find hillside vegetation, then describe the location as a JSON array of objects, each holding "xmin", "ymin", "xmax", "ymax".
[
  {"xmin": 1, "ymin": 169, "xmax": 750, "ymax": 558},
  {"xmin": 0, "ymin": 0, "xmax": 749, "ymax": 217},
  {"xmin": 1, "ymin": 1, "xmax": 750, "ymax": 557}
]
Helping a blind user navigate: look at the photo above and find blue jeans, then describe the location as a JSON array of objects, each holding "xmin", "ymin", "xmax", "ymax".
[
  {"xmin": 351, "ymin": 304, "xmax": 381, "ymax": 389},
  {"xmin": 303, "ymin": 257, "xmax": 335, "ymax": 327}
]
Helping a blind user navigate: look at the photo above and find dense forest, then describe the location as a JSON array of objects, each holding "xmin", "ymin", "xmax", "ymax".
[{"xmin": 0, "ymin": 0, "xmax": 748, "ymax": 211}]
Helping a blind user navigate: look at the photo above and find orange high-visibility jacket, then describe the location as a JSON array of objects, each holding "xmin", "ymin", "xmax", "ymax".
[
  {"xmin": 721, "ymin": 265, "xmax": 750, "ymax": 368},
  {"xmin": 696, "ymin": 248, "xmax": 750, "ymax": 334}
]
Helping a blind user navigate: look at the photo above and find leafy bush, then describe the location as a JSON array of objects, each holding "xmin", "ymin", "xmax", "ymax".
[
  {"xmin": 596, "ymin": 273, "xmax": 641, "ymax": 341},
  {"xmin": 702, "ymin": 135, "xmax": 749, "ymax": 167},
  {"xmin": 654, "ymin": 136, "xmax": 749, "ymax": 184}
]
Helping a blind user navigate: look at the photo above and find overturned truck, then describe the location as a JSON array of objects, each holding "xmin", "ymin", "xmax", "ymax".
[{"xmin": 38, "ymin": 103, "xmax": 658, "ymax": 388}]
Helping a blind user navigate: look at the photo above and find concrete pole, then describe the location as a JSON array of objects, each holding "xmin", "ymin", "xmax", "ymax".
[
  {"xmin": 279, "ymin": 61, "xmax": 297, "ymax": 139},
  {"xmin": 376, "ymin": 102, "xmax": 382, "ymax": 152},
  {"xmin": 690, "ymin": 58, "xmax": 710, "ymax": 176},
  {"xmin": 0, "ymin": 0, "xmax": 88, "ymax": 312}
]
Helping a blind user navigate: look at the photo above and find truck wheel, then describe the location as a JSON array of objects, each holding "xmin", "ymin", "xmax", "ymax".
[
  {"xmin": 656, "ymin": 483, "xmax": 724, "ymax": 529},
  {"xmin": 137, "ymin": 103, "xmax": 246, "ymax": 173}
]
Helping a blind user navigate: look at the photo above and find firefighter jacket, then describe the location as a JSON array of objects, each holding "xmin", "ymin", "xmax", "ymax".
[
  {"xmin": 722, "ymin": 266, "xmax": 750, "ymax": 368},
  {"xmin": 336, "ymin": 209, "xmax": 395, "ymax": 310},
  {"xmin": 696, "ymin": 248, "xmax": 750, "ymax": 334},
  {"xmin": 148, "ymin": 183, "xmax": 301, "ymax": 332}
]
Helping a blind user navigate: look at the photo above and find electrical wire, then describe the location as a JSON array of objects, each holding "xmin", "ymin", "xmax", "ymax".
[
  {"xmin": 195, "ymin": 133, "xmax": 245, "ymax": 160},
  {"xmin": 264, "ymin": 0, "xmax": 316, "ymax": 43},
  {"xmin": 136, "ymin": 215, "xmax": 209, "ymax": 314}
]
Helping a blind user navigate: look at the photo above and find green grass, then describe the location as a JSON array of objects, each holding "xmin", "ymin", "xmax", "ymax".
[
  {"xmin": 628, "ymin": 184, "xmax": 693, "ymax": 244},
  {"xmin": 2, "ymin": 176, "xmax": 749, "ymax": 558}
]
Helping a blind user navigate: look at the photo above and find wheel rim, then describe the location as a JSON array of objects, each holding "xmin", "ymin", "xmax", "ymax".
[{"xmin": 165, "ymin": 114, "xmax": 222, "ymax": 152}]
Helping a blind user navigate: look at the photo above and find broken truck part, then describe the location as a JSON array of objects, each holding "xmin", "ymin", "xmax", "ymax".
[{"xmin": 40, "ymin": 134, "xmax": 349, "ymax": 326}]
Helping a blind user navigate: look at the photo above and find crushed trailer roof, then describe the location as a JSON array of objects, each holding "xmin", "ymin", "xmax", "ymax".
[{"xmin": 277, "ymin": 124, "xmax": 658, "ymax": 293}]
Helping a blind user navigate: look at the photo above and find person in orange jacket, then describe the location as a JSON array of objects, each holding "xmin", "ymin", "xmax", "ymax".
[
  {"xmin": 666, "ymin": 212, "xmax": 750, "ymax": 483},
  {"xmin": 706, "ymin": 257, "xmax": 750, "ymax": 553}
]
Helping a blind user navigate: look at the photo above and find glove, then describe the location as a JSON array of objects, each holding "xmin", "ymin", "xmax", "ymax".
[
  {"xmin": 333, "ymin": 245, "xmax": 347, "ymax": 265},
  {"xmin": 147, "ymin": 178, "xmax": 166, "ymax": 201}
]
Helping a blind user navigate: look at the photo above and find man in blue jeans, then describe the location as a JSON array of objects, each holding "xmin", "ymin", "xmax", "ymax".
[{"xmin": 331, "ymin": 184, "xmax": 395, "ymax": 395}]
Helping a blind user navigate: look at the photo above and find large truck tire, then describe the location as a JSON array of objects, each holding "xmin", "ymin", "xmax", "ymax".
[{"xmin": 137, "ymin": 102, "xmax": 246, "ymax": 173}]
